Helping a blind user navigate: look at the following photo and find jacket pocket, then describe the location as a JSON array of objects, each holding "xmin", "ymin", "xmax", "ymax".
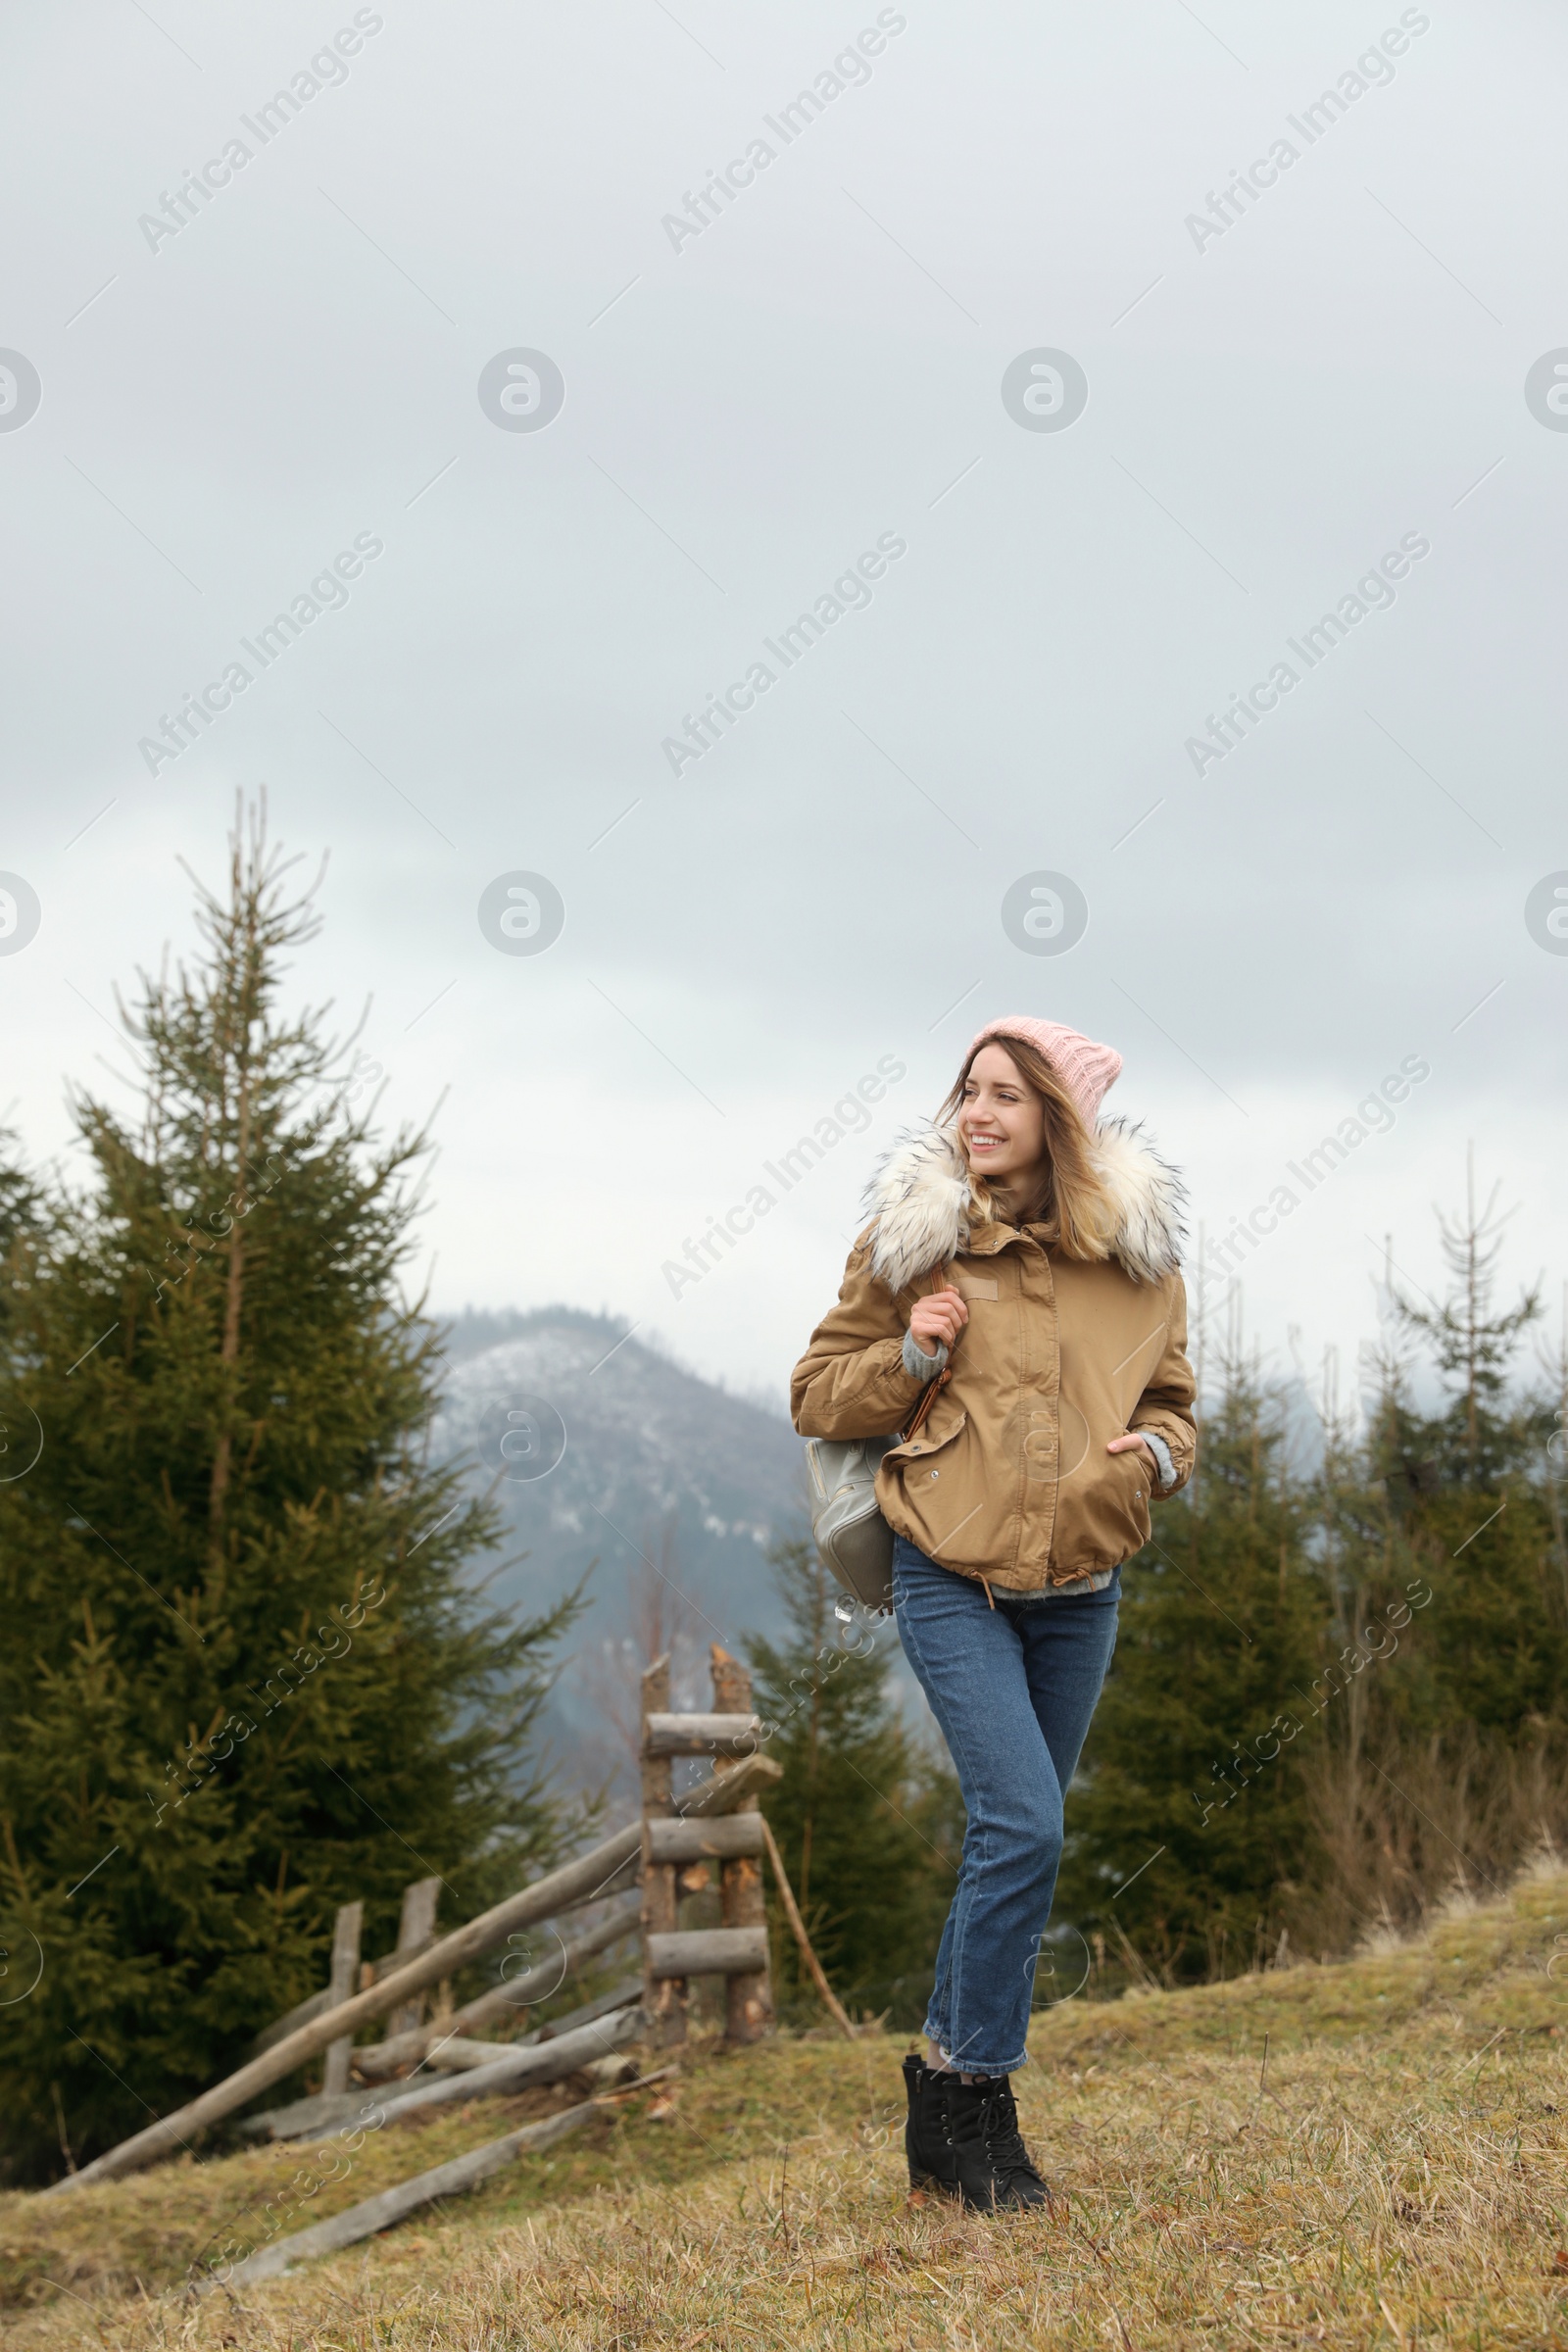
[
  {"xmin": 882, "ymin": 1407, "xmax": 968, "ymax": 1472},
  {"xmin": 878, "ymin": 1411, "xmax": 980, "ymax": 1564},
  {"xmin": 1109, "ymin": 1443, "xmax": 1152, "ymax": 1556}
]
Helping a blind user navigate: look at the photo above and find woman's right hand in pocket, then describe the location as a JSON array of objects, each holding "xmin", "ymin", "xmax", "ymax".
[{"xmin": 908, "ymin": 1284, "xmax": 967, "ymax": 1356}]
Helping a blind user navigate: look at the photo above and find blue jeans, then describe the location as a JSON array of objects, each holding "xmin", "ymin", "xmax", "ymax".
[{"xmin": 892, "ymin": 1536, "xmax": 1119, "ymax": 2076}]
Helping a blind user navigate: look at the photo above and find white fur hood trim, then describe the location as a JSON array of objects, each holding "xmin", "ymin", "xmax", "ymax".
[{"xmin": 861, "ymin": 1118, "xmax": 1186, "ymax": 1291}]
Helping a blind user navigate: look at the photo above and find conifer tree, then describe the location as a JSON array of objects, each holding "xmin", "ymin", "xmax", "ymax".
[
  {"xmin": 746, "ymin": 1542, "xmax": 960, "ymax": 2026},
  {"xmin": 1054, "ymin": 1317, "xmax": 1328, "ymax": 1983},
  {"xmin": 1057, "ymin": 1165, "xmax": 1568, "ymax": 1972},
  {"xmin": 1382, "ymin": 1150, "xmax": 1544, "ymax": 1494},
  {"xmin": 1304, "ymin": 1163, "xmax": 1568, "ymax": 1928},
  {"xmin": 1372, "ymin": 1156, "xmax": 1563, "ymax": 1731},
  {"xmin": 0, "ymin": 804, "xmax": 579, "ymax": 2182},
  {"xmin": 1269, "ymin": 1340, "xmax": 1443, "ymax": 1948}
]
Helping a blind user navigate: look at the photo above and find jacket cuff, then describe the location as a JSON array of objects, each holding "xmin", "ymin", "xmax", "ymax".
[
  {"xmin": 1136, "ymin": 1428, "xmax": 1179, "ymax": 1493},
  {"xmin": 902, "ymin": 1327, "xmax": 949, "ymax": 1381}
]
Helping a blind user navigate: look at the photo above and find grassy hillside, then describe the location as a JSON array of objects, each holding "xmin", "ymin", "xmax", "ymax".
[{"xmin": 5, "ymin": 1862, "xmax": 1568, "ymax": 2349}]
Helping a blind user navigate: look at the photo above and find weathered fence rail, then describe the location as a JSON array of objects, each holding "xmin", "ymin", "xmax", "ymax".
[
  {"xmin": 354, "ymin": 1892, "xmax": 643, "ymax": 2080},
  {"xmin": 47, "ymin": 1740, "xmax": 781, "ymax": 2194},
  {"xmin": 641, "ymin": 1645, "xmax": 774, "ymax": 2048},
  {"xmin": 214, "ymin": 2101, "xmax": 601, "ymax": 2288},
  {"xmin": 642, "ymin": 1712, "xmax": 760, "ymax": 1757},
  {"xmin": 646, "ymin": 1927, "xmax": 769, "ymax": 1979},
  {"xmin": 40, "ymin": 1627, "xmax": 871, "ymax": 2277},
  {"xmin": 239, "ymin": 2005, "xmax": 644, "ymax": 2143},
  {"xmin": 43, "ymin": 1835, "xmax": 637, "ymax": 2189},
  {"xmin": 644, "ymin": 1814, "xmax": 764, "ymax": 1865}
]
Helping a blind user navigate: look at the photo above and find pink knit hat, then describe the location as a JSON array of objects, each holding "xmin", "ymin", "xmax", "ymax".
[{"xmin": 967, "ymin": 1017, "xmax": 1122, "ymax": 1128}]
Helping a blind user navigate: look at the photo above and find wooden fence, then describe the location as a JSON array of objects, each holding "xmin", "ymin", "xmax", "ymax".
[{"xmin": 46, "ymin": 1640, "xmax": 851, "ymax": 2259}]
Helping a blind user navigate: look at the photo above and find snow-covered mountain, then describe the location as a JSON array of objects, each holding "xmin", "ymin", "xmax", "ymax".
[{"xmin": 430, "ymin": 1308, "xmax": 809, "ymax": 1789}]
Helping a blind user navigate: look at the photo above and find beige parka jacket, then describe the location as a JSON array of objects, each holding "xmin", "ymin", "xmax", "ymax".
[{"xmin": 790, "ymin": 1121, "xmax": 1197, "ymax": 1592}]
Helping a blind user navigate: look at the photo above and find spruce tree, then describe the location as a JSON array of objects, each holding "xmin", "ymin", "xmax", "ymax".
[
  {"xmin": 1373, "ymin": 1156, "xmax": 1565, "ymax": 1736},
  {"xmin": 745, "ymin": 1542, "xmax": 960, "ymax": 2027},
  {"xmin": 1054, "ymin": 1325, "xmax": 1327, "ymax": 1983},
  {"xmin": 1056, "ymin": 1164, "xmax": 1568, "ymax": 1975},
  {"xmin": 1304, "ymin": 1164, "xmax": 1568, "ymax": 1928},
  {"xmin": 0, "ymin": 804, "xmax": 580, "ymax": 2182}
]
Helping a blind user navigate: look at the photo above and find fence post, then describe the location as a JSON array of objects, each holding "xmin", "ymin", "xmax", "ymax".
[
  {"xmin": 640, "ymin": 1653, "xmax": 686, "ymax": 2049},
  {"xmin": 709, "ymin": 1644, "xmax": 773, "ymax": 2044},
  {"xmin": 320, "ymin": 1900, "xmax": 365, "ymax": 2096},
  {"xmin": 387, "ymin": 1878, "xmax": 441, "ymax": 2038}
]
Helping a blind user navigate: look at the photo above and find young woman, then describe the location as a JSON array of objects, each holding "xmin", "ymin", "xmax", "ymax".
[{"xmin": 791, "ymin": 1016, "xmax": 1195, "ymax": 2214}]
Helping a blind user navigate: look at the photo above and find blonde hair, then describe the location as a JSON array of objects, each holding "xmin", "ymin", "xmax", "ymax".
[{"xmin": 938, "ymin": 1034, "xmax": 1120, "ymax": 1261}]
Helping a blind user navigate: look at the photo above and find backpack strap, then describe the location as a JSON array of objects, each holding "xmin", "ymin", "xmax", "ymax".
[{"xmin": 898, "ymin": 1265, "xmax": 957, "ymax": 1445}]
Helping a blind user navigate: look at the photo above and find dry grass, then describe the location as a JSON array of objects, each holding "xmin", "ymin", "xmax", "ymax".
[{"xmin": 5, "ymin": 1866, "xmax": 1568, "ymax": 2349}]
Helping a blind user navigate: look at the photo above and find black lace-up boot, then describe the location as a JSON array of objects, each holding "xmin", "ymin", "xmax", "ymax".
[
  {"xmin": 902, "ymin": 2053, "xmax": 959, "ymax": 2195},
  {"xmin": 942, "ymin": 2073, "xmax": 1054, "ymax": 2213}
]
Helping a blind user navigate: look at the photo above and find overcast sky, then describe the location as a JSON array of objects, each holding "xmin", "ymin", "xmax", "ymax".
[{"xmin": 3, "ymin": 0, "xmax": 1566, "ymax": 1415}]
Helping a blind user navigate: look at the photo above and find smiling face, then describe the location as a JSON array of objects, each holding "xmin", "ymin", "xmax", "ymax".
[{"xmin": 957, "ymin": 1042, "xmax": 1050, "ymax": 1191}]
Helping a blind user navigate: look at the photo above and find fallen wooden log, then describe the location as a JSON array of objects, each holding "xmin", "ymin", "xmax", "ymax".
[
  {"xmin": 52, "ymin": 1756, "xmax": 777, "ymax": 2194},
  {"xmin": 366, "ymin": 2006, "xmax": 641, "ymax": 2128},
  {"xmin": 235, "ymin": 2033, "xmax": 535, "ymax": 2144},
  {"xmin": 387, "ymin": 2034, "xmax": 500, "ymax": 2073},
  {"xmin": 356, "ymin": 1892, "xmax": 642, "ymax": 2079},
  {"xmin": 351, "ymin": 2007, "xmax": 641, "ymax": 2132},
  {"xmin": 49, "ymin": 1826, "xmax": 639, "ymax": 2191},
  {"xmin": 236, "ymin": 2085, "xmax": 384, "ymax": 2143},
  {"xmin": 516, "ymin": 1976, "xmax": 644, "ymax": 2045},
  {"xmin": 372, "ymin": 1977, "xmax": 643, "ymax": 2086},
  {"xmin": 237, "ymin": 2005, "xmax": 644, "ymax": 2142},
  {"xmin": 211, "ymin": 2100, "xmax": 596, "ymax": 2288}
]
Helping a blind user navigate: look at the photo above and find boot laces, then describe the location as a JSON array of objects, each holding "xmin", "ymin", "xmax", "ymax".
[{"xmin": 971, "ymin": 2080, "xmax": 1046, "ymax": 2190}]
